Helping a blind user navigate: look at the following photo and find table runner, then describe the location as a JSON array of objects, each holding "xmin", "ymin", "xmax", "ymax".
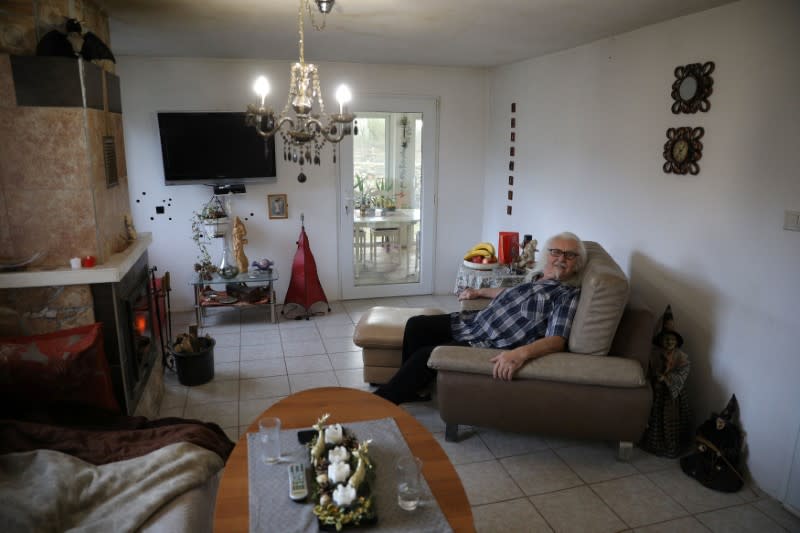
[{"xmin": 247, "ymin": 417, "xmax": 453, "ymax": 532}]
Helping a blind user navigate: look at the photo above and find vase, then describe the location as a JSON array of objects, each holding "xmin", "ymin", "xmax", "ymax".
[{"xmin": 218, "ymin": 239, "xmax": 239, "ymax": 279}]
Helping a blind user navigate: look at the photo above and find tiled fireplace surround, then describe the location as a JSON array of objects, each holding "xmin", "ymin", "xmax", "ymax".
[{"xmin": 0, "ymin": 20, "xmax": 163, "ymax": 415}]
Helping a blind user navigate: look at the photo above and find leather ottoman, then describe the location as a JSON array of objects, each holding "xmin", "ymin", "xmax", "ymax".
[{"xmin": 353, "ymin": 306, "xmax": 444, "ymax": 384}]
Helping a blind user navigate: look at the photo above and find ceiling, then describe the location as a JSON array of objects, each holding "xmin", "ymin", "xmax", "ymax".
[{"xmin": 96, "ymin": 0, "xmax": 735, "ymax": 68}]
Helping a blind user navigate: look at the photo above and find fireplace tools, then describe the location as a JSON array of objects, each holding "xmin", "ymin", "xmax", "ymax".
[{"xmin": 149, "ymin": 267, "xmax": 173, "ymax": 366}]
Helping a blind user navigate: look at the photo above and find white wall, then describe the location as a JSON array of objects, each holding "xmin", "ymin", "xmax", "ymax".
[
  {"xmin": 484, "ymin": 0, "xmax": 800, "ymax": 500},
  {"xmin": 118, "ymin": 58, "xmax": 488, "ymax": 310}
]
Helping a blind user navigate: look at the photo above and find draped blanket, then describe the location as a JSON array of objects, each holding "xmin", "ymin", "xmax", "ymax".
[
  {"xmin": 0, "ymin": 415, "xmax": 234, "ymax": 465},
  {"xmin": 0, "ymin": 407, "xmax": 235, "ymax": 532},
  {"xmin": 0, "ymin": 442, "xmax": 222, "ymax": 532}
]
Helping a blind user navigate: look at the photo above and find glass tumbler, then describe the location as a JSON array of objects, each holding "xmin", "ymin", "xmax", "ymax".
[
  {"xmin": 258, "ymin": 417, "xmax": 281, "ymax": 463},
  {"xmin": 396, "ymin": 455, "xmax": 422, "ymax": 511}
]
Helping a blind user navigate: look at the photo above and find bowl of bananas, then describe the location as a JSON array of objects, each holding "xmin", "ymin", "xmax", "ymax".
[{"xmin": 463, "ymin": 242, "xmax": 499, "ymax": 269}]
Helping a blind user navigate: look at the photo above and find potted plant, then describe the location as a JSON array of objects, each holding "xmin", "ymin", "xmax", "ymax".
[
  {"xmin": 354, "ymin": 174, "xmax": 370, "ymax": 216},
  {"xmin": 191, "ymin": 211, "xmax": 219, "ymax": 280},
  {"xmin": 199, "ymin": 195, "xmax": 229, "ymax": 239},
  {"xmin": 374, "ymin": 178, "xmax": 394, "ymax": 211}
]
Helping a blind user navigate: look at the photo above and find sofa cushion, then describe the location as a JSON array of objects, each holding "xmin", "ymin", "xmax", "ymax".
[
  {"xmin": 353, "ymin": 306, "xmax": 444, "ymax": 349},
  {"xmin": 567, "ymin": 241, "xmax": 629, "ymax": 355},
  {"xmin": 429, "ymin": 346, "xmax": 646, "ymax": 388},
  {"xmin": 0, "ymin": 323, "xmax": 121, "ymax": 412}
]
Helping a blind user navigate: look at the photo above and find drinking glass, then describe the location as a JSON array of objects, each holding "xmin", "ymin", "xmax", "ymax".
[
  {"xmin": 396, "ymin": 455, "xmax": 422, "ymax": 511},
  {"xmin": 258, "ymin": 417, "xmax": 281, "ymax": 463}
]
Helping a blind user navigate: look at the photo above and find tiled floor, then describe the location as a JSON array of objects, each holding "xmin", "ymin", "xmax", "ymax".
[{"xmin": 160, "ymin": 296, "xmax": 800, "ymax": 533}]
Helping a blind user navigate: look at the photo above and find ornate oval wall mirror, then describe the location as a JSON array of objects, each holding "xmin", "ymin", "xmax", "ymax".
[{"xmin": 670, "ymin": 61, "xmax": 715, "ymax": 114}]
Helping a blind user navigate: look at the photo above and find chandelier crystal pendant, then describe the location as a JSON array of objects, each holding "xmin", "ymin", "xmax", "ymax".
[{"xmin": 245, "ymin": 0, "xmax": 357, "ymax": 182}]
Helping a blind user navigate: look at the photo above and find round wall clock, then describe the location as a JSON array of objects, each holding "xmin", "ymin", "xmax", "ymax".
[{"xmin": 663, "ymin": 127, "xmax": 704, "ymax": 175}]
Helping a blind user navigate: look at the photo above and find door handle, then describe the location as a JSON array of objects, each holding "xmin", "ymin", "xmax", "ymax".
[{"xmin": 345, "ymin": 204, "xmax": 350, "ymax": 215}]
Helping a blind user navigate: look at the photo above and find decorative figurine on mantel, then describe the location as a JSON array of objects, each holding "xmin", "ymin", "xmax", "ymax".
[
  {"xmin": 232, "ymin": 216, "xmax": 249, "ymax": 274},
  {"xmin": 124, "ymin": 215, "xmax": 137, "ymax": 241},
  {"xmin": 640, "ymin": 305, "xmax": 692, "ymax": 458}
]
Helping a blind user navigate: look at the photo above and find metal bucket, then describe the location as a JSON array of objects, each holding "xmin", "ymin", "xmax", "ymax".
[{"xmin": 166, "ymin": 337, "xmax": 215, "ymax": 386}]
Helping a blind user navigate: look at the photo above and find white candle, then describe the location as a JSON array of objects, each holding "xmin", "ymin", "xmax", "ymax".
[
  {"xmin": 328, "ymin": 461, "xmax": 351, "ymax": 484},
  {"xmin": 333, "ymin": 484, "xmax": 357, "ymax": 507},
  {"xmin": 325, "ymin": 424, "xmax": 343, "ymax": 444},
  {"xmin": 328, "ymin": 445, "xmax": 350, "ymax": 463}
]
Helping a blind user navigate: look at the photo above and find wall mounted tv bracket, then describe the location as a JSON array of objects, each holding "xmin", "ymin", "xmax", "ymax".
[{"xmin": 211, "ymin": 184, "xmax": 247, "ymax": 195}]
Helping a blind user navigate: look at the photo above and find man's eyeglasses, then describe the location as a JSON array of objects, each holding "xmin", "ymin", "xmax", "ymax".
[{"xmin": 549, "ymin": 248, "xmax": 579, "ymax": 260}]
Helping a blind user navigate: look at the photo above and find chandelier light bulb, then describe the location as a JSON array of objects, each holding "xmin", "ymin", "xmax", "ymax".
[
  {"xmin": 316, "ymin": 0, "xmax": 335, "ymax": 14},
  {"xmin": 253, "ymin": 76, "xmax": 270, "ymax": 106},
  {"xmin": 335, "ymin": 84, "xmax": 352, "ymax": 114}
]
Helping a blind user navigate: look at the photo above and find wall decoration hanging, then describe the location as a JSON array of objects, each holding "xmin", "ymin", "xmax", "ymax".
[
  {"xmin": 663, "ymin": 127, "xmax": 704, "ymax": 175},
  {"xmin": 268, "ymin": 194, "xmax": 288, "ymax": 219},
  {"xmin": 507, "ymin": 102, "xmax": 516, "ymax": 216},
  {"xmin": 671, "ymin": 62, "xmax": 715, "ymax": 114}
]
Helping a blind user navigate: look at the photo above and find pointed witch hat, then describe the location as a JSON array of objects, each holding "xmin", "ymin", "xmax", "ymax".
[{"xmin": 653, "ymin": 304, "xmax": 684, "ymax": 347}]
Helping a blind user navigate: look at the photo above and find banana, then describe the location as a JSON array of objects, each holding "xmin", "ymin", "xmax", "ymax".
[
  {"xmin": 464, "ymin": 248, "xmax": 491, "ymax": 260},
  {"xmin": 470, "ymin": 242, "xmax": 495, "ymax": 255}
]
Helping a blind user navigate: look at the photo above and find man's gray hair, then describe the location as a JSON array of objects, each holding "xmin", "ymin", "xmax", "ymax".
[{"xmin": 544, "ymin": 231, "xmax": 587, "ymax": 272}]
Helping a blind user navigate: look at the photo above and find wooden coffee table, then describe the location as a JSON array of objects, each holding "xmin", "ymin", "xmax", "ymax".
[{"xmin": 214, "ymin": 387, "xmax": 474, "ymax": 532}]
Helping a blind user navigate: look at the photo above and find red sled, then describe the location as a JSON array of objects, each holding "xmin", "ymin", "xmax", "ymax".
[{"xmin": 283, "ymin": 219, "xmax": 331, "ymax": 320}]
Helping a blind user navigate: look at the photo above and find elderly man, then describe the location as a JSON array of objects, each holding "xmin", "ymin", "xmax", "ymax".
[{"xmin": 374, "ymin": 231, "xmax": 586, "ymax": 405}]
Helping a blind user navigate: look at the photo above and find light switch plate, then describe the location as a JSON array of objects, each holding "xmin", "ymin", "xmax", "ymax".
[{"xmin": 784, "ymin": 210, "xmax": 800, "ymax": 232}]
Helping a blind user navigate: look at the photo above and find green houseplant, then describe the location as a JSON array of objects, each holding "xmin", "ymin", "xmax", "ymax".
[
  {"xmin": 354, "ymin": 174, "xmax": 371, "ymax": 215},
  {"xmin": 199, "ymin": 195, "xmax": 230, "ymax": 239},
  {"xmin": 373, "ymin": 178, "xmax": 394, "ymax": 210},
  {"xmin": 191, "ymin": 211, "xmax": 218, "ymax": 280}
]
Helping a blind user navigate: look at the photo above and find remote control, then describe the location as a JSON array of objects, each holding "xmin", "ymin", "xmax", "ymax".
[{"xmin": 288, "ymin": 463, "xmax": 308, "ymax": 501}]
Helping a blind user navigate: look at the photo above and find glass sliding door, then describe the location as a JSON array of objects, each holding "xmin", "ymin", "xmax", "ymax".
[{"xmin": 339, "ymin": 97, "xmax": 437, "ymax": 299}]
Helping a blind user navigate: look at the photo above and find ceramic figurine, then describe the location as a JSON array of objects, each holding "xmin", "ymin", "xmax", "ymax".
[
  {"xmin": 232, "ymin": 217, "xmax": 249, "ymax": 273},
  {"xmin": 514, "ymin": 237, "xmax": 537, "ymax": 271},
  {"xmin": 252, "ymin": 258, "xmax": 273, "ymax": 271},
  {"xmin": 124, "ymin": 214, "xmax": 137, "ymax": 241},
  {"xmin": 640, "ymin": 305, "xmax": 692, "ymax": 458}
]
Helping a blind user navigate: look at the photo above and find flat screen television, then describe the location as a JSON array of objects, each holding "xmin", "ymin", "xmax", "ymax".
[{"xmin": 157, "ymin": 112, "xmax": 277, "ymax": 186}]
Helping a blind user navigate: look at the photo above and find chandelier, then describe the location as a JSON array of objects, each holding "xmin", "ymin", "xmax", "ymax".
[{"xmin": 246, "ymin": 0, "xmax": 357, "ymax": 183}]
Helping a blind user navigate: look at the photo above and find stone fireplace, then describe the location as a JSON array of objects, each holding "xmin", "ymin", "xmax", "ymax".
[
  {"xmin": 0, "ymin": 236, "xmax": 163, "ymax": 416},
  {"xmin": 0, "ymin": 2, "xmax": 163, "ymax": 416}
]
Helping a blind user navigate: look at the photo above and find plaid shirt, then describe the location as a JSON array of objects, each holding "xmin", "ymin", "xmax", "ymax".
[{"xmin": 450, "ymin": 278, "xmax": 581, "ymax": 349}]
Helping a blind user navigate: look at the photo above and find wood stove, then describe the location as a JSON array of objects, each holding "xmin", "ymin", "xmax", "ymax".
[{"xmin": 91, "ymin": 251, "xmax": 159, "ymax": 414}]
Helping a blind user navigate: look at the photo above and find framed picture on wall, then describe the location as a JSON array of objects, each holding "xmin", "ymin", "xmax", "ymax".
[{"xmin": 268, "ymin": 194, "xmax": 288, "ymax": 219}]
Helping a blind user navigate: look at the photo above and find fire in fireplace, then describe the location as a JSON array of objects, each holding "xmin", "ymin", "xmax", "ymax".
[{"xmin": 91, "ymin": 252, "xmax": 160, "ymax": 414}]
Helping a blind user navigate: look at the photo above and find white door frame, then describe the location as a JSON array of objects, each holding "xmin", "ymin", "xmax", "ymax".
[{"xmin": 338, "ymin": 95, "xmax": 438, "ymax": 299}]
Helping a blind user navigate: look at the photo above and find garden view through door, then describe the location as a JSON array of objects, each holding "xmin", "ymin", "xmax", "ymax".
[{"xmin": 339, "ymin": 97, "xmax": 437, "ymax": 299}]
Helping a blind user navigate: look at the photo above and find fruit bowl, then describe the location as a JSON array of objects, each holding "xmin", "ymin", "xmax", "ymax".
[{"xmin": 463, "ymin": 259, "xmax": 500, "ymax": 270}]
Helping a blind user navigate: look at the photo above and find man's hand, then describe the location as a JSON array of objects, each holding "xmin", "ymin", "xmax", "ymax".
[
  {"xmin": 490, "ymin": 349, "xmax": 527, "ymax": 381},
  {"xmin": 458, "ymin": 288, "xmax": 480, "ymax": 300},
  {"xmin": 458, "ymin": 287, "xmax": 504, "ymax": 301},
  {"xmin": 488, "ymin": 336, "xmax": 566, "ymax": 381}
]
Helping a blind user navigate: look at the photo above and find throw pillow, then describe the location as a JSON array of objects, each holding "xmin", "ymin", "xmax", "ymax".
[{"xmin": 0, "ymin": 323, "xmax": 120, "ymax": 413}]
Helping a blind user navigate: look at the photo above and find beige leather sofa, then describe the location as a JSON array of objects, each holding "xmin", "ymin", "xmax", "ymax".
[{"xmin": 428, "ymin": 242, "xmax": 654, "ymax": 456}]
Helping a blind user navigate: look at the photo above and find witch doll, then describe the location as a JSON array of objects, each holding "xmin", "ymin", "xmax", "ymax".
[{"xmin": 640, "ymin": 305, "xmax": 692, "ymax": 457}]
